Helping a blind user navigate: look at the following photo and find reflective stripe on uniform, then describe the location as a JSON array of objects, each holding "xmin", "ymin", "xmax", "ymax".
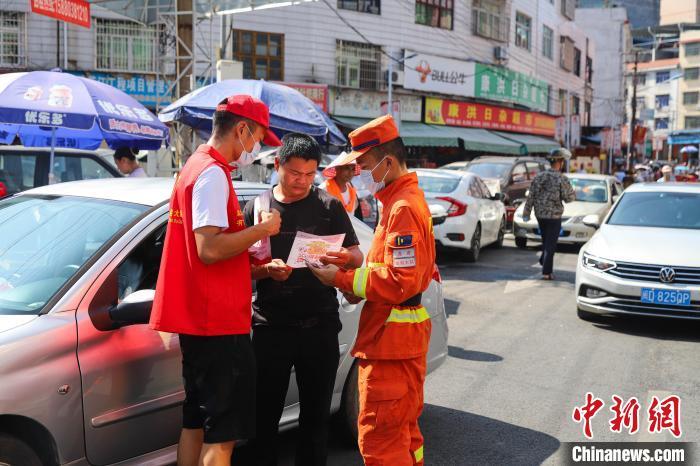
[
  {"xmin": 353, "ymin": 267, "xmax": 370, "ymax": 299},
  {"xmin": 414, "ymin": 445, "xmax": 424, "ymax": 463},
  {"xmin": 386, "ymin": 306, "xmax": 430, "ymax": 324},
  {"xmin": 367, "ymin": 262, "xmax": 384, "ymax": 268}
]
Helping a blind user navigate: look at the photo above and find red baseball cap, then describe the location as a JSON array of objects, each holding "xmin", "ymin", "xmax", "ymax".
[{"xmin": 216, "ymin": 94, "xmax": 282, "ymax": 147}]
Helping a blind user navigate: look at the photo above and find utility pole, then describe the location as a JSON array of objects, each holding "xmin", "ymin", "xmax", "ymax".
[{"xmin": 627, "ymin": 50, "xmax": 640, "ymax": 172}]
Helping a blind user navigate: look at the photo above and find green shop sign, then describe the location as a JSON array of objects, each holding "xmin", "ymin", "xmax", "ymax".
[{"xmin": 474, "ymin": 64, "xmax": 549, "ymax": 112}]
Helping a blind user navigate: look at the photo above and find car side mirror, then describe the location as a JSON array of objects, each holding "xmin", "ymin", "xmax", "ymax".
[
  {"xmin": 0, "ymin": 181, "xmax": 7, "ymax": 198},
  {"xmin": 110, "ymin": 289, "xmax": 155, "ymax": 326},
  {"xmin": 582, "ymin": 214, "xmax": 601, "ymax": 230}
]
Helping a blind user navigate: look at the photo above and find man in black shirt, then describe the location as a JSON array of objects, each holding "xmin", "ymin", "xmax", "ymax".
[{"xmin": 244, "ymin": 133, "xmax": 363, "ymax": 466}]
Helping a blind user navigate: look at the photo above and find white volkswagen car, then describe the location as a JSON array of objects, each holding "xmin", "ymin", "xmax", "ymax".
[
  {"xmin": 415, "ymin": 169, "xmax": 506, "ymax": 262},
  {"xmin": 513, "ymin": 174, "xmax": 624, "ymax": 248},
  {"xmin": 576, "ymin": 183, "xmax": 700, "ymax": 321}
]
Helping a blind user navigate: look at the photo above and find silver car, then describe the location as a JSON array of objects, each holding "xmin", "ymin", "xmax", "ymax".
[{"xmin": 0, "ymin": 178, "xmax": 448, "ymax": 466}]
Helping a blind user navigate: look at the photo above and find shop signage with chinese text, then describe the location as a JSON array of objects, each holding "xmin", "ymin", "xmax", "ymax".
[
  {"xmin": 31, "ymin": 0, "xmax": 91, "ymax": 28},
  {"xmin": 425, "ymin": 97, "xmax": 556, "ymax": 137},
  {"xmin": 277, "ymin": 82, "xmax": 328, "ymax": 112},
  {"xmin": 330, "ymin": 89, "xmax": 422, "ymax": 121},
  {"xmin": 474, "ymin": 64, "xmax": 549, "ymax": 112},
  {"xmin": 403, "ymin": 52, "xmax": 475, "ymax": 97}
]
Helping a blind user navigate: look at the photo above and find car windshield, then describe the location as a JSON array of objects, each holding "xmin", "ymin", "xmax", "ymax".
[
  {"xmin": 0, "ymin": 195, "xmax": 148, "ymax": 315},
  {"xmin": 466, "ymin": 163, "xmax": 511, "ymax": 180},
  {"xmin": 416, "ymin": 173, "xmax": 460, "ymax": 193},
  {"xmin": 607, "ymin": 192, "xmax": 700, "ymax": 229},
  {"xmin": 570, "ymin": 178, "xmax": 608, "ymax": 203}
]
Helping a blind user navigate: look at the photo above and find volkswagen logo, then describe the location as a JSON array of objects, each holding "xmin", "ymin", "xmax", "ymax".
[{"xmin": 659, "ymin": 267, "xmax": 676, "ymax": 283}]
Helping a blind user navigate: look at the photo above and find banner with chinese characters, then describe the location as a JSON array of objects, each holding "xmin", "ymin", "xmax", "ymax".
[
  {"xmin": 31, "ymin": 0, "xmax": 91, "ymax": 28},
  {"xmin": 474, "ymin": 64, "xmax": 549, "ymax": 112},
  {"xmin": 425, "ymin": 98, "xmax": 556, "ymax": 137},
  {"xmin": 403, "ymin": 52, "xmax": 475, "ymax": 97},
  {"xmin": 278, "ymin": 82, "xmax": 328, "ymax": 112}
]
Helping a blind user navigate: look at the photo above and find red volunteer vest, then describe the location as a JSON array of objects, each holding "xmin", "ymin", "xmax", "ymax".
[{"xmin": 150, "ymin": 145, "xmax": 252, "ymax": 336}]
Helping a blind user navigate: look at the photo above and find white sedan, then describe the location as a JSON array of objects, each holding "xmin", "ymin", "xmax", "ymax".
[
  {"xmin": 576, "ymin": 183, "xmax": 700, "ymax": 321},
  {"xmin": 415, "ymin": 169, "xmax": 507, "ymax": 262},
  {"xmin": 513, "ymin": 174, "xmax": 624, "ymax": 248}
]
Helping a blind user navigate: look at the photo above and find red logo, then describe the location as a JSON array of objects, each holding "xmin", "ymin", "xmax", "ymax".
[{"xmin": 415, "ymin": 60, "xmax": 432, "ymax": 83}]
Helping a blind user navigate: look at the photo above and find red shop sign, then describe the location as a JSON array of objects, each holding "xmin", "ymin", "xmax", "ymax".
[{"xmin": 31, "ymin": 0, "xmax": 91, "ymax": 29}]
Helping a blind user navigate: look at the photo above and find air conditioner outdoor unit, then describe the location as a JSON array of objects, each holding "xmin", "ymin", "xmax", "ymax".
[
  {"xmin": 494, "ymin": 46, "xmax": 508, "ymax": 61},
  {"xmin": 384, "ymin": 69, "xmax": 405, "ymax": 86},
  {"xmin": 216, "ymin": 60, "xmax": 243, "ymax": 82}
]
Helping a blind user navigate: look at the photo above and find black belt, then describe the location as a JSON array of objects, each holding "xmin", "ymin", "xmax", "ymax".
[{"xmin": 399, "ymin": 293, "xmax": 422, "ymax": 307}]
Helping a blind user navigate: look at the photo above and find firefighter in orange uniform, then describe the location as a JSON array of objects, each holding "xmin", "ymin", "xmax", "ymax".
[{"xmin": 310, "ymin": 114, "xmax": 435, "ymax": 465}]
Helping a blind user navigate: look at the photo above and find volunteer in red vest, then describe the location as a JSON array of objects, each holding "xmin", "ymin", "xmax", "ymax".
[
  {"xmin": 319, "ymin": 152, "xmax": 363, "ymax": 221},
  {"xmin": 150, "ymin": 94, "xmax": 283, "ymax": 466},
  {"xmin": 310, "ymin": 115, "xmax": 436, "ymax": 465}
]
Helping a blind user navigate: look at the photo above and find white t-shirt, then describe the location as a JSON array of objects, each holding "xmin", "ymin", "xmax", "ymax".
[
  {"xmin": 129, "ymin": 167, "xmax": 147, "ymax": 178},
  {"xmin": 340, "ymin": 189, "xmax": 351, "ymax": 205},
  {"xmin": 192, "ymin": 165, "xmax": 230, "ymax": 230}
]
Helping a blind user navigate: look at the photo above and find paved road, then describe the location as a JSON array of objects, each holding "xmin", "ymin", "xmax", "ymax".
[{"xmin": 234, "ymin": 239, "xmax": 700, "ymax": 465}]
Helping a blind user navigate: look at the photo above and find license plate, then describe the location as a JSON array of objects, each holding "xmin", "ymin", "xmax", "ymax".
[{"xmin": 641, "ymin": 288, "xmax": 692, "ymax": 307}]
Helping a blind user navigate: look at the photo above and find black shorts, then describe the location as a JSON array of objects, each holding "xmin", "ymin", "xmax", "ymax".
[{"xmin": 179, "ymin": 333, "xmax": 256, "ymax": 444}]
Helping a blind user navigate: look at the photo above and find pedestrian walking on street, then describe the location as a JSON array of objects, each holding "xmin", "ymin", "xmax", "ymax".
[
  {"xmin": 309, "ymin": 115, "xmax": 436, "ymax": 466},
  {"xmin": 149, "ymin": 95, "xmax": 283, "ymax": 466},
  {"xmin": 244, "ymin": 134, "xmax": 363, "ymax": 466},
  {"xmin": 522, "ymin": 148, "xmax": 575, "ymax": 280}
]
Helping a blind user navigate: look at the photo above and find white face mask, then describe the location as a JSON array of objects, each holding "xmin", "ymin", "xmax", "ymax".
[
  {"xmin": 360, "ymin": 156, "xmax": 389, "ymax": 195},
  {"xmin": 236, "ymin": 124, "xmax": 261, "ymax": 168}
]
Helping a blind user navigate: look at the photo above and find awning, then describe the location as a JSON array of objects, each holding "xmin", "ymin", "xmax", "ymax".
[
  {"xmin": 669, "ymin": 130, "xmax": 700, "ymax": 145},
  {"xmin": 491, "ymin": 131, "xmax": 560, "ymax": 154},
  {"xmin": 332, "ymin": 117, "xmax": 524, "ymax": 153}
]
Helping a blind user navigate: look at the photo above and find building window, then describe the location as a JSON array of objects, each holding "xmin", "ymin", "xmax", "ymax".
[
  {"xmin": 542, "ymin": 25, "xmax": 554, "ymax": 60},
  {"xmin": 633, "ymin": 74, "xmax": 646, "ymax": 86},
  {"xmin": 655, "ymin": 94, "xmax": 670, "ymax": 109},
  {"xmin": 572, "ymin": 95, "xmax": 580, "ymax": 115},
  {"xmin": 686, "ymin": 116, "xmax": 700, "ymax": 129},
  {"xmin": 561, "ymin": 0, "xmax": 575, "ymax": 20},
  {"xmin": 515, "ymin": 12, "xmax": 531, "ymax": 51},
  {"xmin": 635, "ymin": 96, "xmax": 646, "ymax": 108},
  {"xmin": 559, "ymin": 89, "xmax": 567, "ymax": 115},
  {"xmin": 472, "ymin": 0, "xmax": 508, "ymax": 42},
  {"xmin": 655, "ymin": 118, "xmax": 669, "ymax": 130},
  {"xmin": 416, "ymin": 0, "xmax": 454, "ymax": 29},
  {"xmin": 573, "ymin": 47, "xmax": 582, "ymax": 76},
  {"xmin": 586, "ymin": 56, "xmax": 593, "ymax": 84},
  {"xmin": 0, "ymin": 11, "xmax": 25, "ymax": 68},
  {"xmin": 336, "ymin": 40, "xmax": 381, "ymax": 90},
  {"xmin": 685, "ymin": 67, "xmax": 700, "ymax": 81},
  {"xmin": 338, "ymin": 0, "xmax": 380, "ymax": 14},
  {"xmin": 96, "ymin": 19, "xmax": 159, "ymax": 73},
  {"xmin": 560, "ymin": 36, "xmax": 574, "ymax": 71},
  {"xmin": 656, "ymin": 70, "xmax": 670, "ymax": 83},
  {"xmin": 685, "ymin": 43, "xmax": 700, "ymax": 57},
  {"xmin": 232, "ymin": 30, "xmax": 284, "ymax": 80},
  {"xmin": 683, "ymin": 91, "xmax": 699, "ymax": 106}
]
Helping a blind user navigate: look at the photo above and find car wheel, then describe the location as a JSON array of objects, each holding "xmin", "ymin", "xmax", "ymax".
[
  {"xmin": 515, "ymin": 237, "xmax": 527, "ymax": 249},
  {"xmin": 463, "ymin": 224, "xmax": 481, "ymax": 262},
  {"xmin": 494, "ymin": 218, "xmax": 506, "ymax": 249},
  {"xmin": 0, "ymin": 434, "xmax": 42, "ymax": 466},
  {"xmin": 577, "ymin": 308, "xmax": 605, "ymax": 322},
  {"xmin": 336, "ymin": 362, "xmax": 359, "ymax": 445}
]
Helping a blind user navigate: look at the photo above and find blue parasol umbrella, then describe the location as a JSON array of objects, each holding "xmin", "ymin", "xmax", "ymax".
[
  {"xmin": 680, "ymin": 145, "xmax": 699, "ymax": 154},
  {"xmin": 0, "ymin": 70, "xmax": 169, "ymax": 180},
  {"xmin": 158, "ymin": 79, "xmax": 346, "ymax": 146}
]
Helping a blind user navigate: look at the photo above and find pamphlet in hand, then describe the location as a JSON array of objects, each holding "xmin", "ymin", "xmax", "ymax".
[{"xmin": 286, "ymin": 231, "xmax": 345, "ymax": 268}]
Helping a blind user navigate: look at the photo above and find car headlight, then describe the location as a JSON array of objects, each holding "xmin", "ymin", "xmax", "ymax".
[{"xmin": 582, "ymin": 252, "xmax": 616, "ymax": 272}]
